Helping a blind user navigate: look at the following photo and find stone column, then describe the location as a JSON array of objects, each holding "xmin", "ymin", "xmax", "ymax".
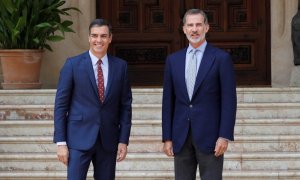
[
  {"xmin": 271, "ymin": 0, "xmax": 299, "ymax": 87},
  {"xmin": 290, "ymin": 0, "xmax": 300, "ymax": 86},
  {"xmin": 40, "ymin": 0, "xmax": 96, "ymax": 88}
]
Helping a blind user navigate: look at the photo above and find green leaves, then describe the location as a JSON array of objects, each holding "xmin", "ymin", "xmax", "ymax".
[
  {"xmin": 0, "ymin": 0, "xmax": 81, "ymax": 50},
  {"xmin": 47, "ymin": 35, "xmax": 65, "ymax": 41}
]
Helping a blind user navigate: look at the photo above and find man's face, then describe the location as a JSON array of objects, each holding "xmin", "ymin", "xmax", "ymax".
[
  {"xmin": 183, "ymin": 14, "xmax": 209, "ymax": 47},
  {"xmin": 89, "ymin": 26, "xmax": 112, "ymax": 57}
]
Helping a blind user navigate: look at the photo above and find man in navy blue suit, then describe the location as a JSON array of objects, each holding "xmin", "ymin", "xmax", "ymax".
[
  {"xmin": 162, "ymin": 9, "xmax": 237, "ymax": 180},
  {"xmin": 53, "ymin": 19, "xmax": 132, "ymax": 180}
]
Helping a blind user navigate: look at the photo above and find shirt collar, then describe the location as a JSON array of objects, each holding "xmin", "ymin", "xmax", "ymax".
[
  {"xmin": 89, "ymin": 50, "xmax": 108, "ymax": 66},
  {"xmin": 187, "ymin": 40, "xmax": 207, "ymax": 53}
]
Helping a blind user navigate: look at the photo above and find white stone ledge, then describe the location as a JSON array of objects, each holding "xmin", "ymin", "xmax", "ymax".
[
  {"xmin": 2, "ymin": 102, "xmax": 300, "ymax": 109},
  {"xmin": 1, "ymin": 170, "xmax": 298, "ymax": 179},
  {"xmin": 1, "ymin": 87, "xmax": 300, "ymax": 94},
  {"xmin": 1, "ymin": 152, "xmax": 299, "ymax": 160},
  {"xmin": 1, "ymin": 134, "xmax": 300, "ymax": 143},
  {"xmin": 2, "ymin": 118, "xmax": 300, "ymax": 125},
  {"xmin": 0, "ymin": 105, "xmax": 54, "ymax": 109}
]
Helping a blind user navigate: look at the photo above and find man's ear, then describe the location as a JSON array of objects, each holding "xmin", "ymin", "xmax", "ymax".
[
  {"xmin": 109, "ymin": 34, "xmax": 113, "ymax": 43},
  {"xmin": 205, "ymin": 24, "xmax": 210, "ymax": 32},
  {"xmin": 183, "ymin": 25, "xmax": 186, "ymax": 34}
]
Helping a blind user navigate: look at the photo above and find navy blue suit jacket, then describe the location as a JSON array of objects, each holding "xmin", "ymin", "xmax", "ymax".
[
  {"xmin": 162, "ymin": 43, "xmax": 237, "ymax": 154},
  {"xmin": 53, "ymin": 51, "xmax": 132, "ymax": 152}
]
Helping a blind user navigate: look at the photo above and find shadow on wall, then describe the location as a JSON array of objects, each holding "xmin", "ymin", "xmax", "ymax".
[
  {"xmin": 292, "ymin": 0, "xmax": 300, "ymax": 65},
  {"xmin": 0, "ymin": 61, "xmax": 2, "ymax": 89}
]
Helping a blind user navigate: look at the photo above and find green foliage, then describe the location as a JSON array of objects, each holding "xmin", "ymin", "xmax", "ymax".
[{"xmin": 0, "ymin": 0, "xmax": 81, "ymax": 51}]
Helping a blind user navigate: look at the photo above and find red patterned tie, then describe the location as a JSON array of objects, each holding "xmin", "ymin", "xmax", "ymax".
[{"xmin": 97, "ymin": 59, "xmax": 105, "ymax": 103}]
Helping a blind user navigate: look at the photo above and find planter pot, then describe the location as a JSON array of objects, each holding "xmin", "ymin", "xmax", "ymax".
[{"xmin": 0, "ymin": 49, "xmax": 44, "ymax": 89}]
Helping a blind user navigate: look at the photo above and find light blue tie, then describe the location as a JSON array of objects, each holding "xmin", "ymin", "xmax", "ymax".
[{"xmin": 187, "ymin": 49, "xmax": 198, "ymax": 100}]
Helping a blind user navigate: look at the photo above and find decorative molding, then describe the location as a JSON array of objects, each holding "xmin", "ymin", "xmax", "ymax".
[
  {"xmin": 223, "ymin": 45, "xmax": 252, "ymax": 64},
  {"xmin": 214, "ymin": 43, "xmax": 253, "ymax": 66},
  {"xmin": 115, "ymin": 46, "xmax": 168, "ymax": 64},
  {"xmin": 228, "ymin": 0, "xmax": 258, "ymax": 31},
  {"xmin": 199, "ymin": 0, "xmax": 258, "ymax": 32},
  {"xmin": 118, "ymin": 12, "xmax": 132, "ymax": 24},
  {"xmin": 151, "ymin": 11, "xmax": 164, "ymax": 24},
  {"xmin": 108, "ymin": 0, "xmax": 172, "ymax": 33},
  {"xmin": 202, "ymin": 0, "xmax": 223, "ymax": 32}
]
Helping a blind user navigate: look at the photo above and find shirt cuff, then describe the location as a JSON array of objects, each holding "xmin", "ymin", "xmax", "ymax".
[
  {"xmin": 56, "ymin": 142, "xmax": 67, "ymax": 146},
  {"xmin": 219, "ymin": 137, "xmax": 230, "ymax": 141}
]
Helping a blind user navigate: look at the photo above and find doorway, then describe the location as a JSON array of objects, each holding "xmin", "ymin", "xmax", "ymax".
[{"xmin": 97, "ymin": 0, "xmax": 271, "ymax": 87}]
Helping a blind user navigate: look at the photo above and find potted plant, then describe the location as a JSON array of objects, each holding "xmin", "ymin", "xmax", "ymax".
[{"xmin": 0, "ymin": 0, "xmax": 80, "ymax": 89}]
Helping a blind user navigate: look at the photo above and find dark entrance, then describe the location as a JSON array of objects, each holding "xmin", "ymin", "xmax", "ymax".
[{"xmin": 97, "ymin": 0, "xmax": 271, "ymax": 87}]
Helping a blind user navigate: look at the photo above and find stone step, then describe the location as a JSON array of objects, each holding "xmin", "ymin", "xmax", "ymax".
[
  {"xmin": 1, "ymin": 118, "xmax": 300, "ymax": 137},
  {"xmin": 0, "ymin": 170, "xmax": 299, "ymax": 180},
  {"xmin": 133, "ymin": 103, "xmax": 300, "ymax": 120},
  {"xmin": 0, "ymin": 88, "xmax": 300, "ymax": 180},
  {"xmin": 235, "ymin": 118, "xmax": 300, "ymax": 135},
  {"xmin": 0, "ymin": 120, "xmax": 162, "ymax": 136},
  {"xmin": 1, "ymin": 103, "xmax": 300, "ymax": 120},
  {"xmin": 0, "ymin": 152, "xmax": 300, "ymax": 172},
  {"xmin": 1, "ymin": 88, "xmax": 300, "ymax": 105},
  {"xmin": 1, "ymin": 135, "xmax": 300, "ymax": 153},
  {"xmin": 129, "ymin": 88, "xmax": 300, "ymax": 104},
  {"xmin": 0, "ymin": 90, "xmax": 56, "ymax": 105},
  {"xmin": 130, "ymin": 135, "xmax": 300, "ymax": 153},
  {"xmin": 0, "ymin": 89, "xmax": 162, "ymax": 105},
  {"xmin": 236, "ymin": 87, "xmax": 300, "ymax": 103},
  {"xmin": 0, "ymin": 105, "xmax": 53, "ymax": 120}
]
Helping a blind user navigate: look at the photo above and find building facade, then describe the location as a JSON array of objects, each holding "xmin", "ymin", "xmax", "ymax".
[{"xmin": 2, "ymin": 0, "xmax": 297, "ymax": 88}]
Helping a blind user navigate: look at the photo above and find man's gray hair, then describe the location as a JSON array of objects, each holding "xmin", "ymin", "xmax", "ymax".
[{"xmin": 183, "ymin": 9, "xmax": 208, "ymax": 25}]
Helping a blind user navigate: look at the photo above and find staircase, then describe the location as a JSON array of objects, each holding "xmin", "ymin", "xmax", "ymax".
[{"xmin": 0, "ymin": 88, "xmax": 300, "ymax": 179}]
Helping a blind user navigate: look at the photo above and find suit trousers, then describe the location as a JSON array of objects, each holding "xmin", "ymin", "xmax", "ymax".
[
  {"xmin": 174, "ymin": 128, "xmax": 224, "ymax": 180},
  {"xmin": 67, "ymin": 133, "xmax": 117, "ymax": 180}
]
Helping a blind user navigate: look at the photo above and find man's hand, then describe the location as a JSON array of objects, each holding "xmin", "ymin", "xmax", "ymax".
[
  {"xmin": 57, "ymin": 145, "xmax": 69, "ymax": 166},
  {"xmin": 117, "ymin": 143, "xmax": 128, "ymax": 162},
  {"xmin": 163, "ymin": 140, "xmax": 174, "ymax": 156},
  {"xmin": 214, "ymin": 137, "xmax": 228, "ymax": 157}
]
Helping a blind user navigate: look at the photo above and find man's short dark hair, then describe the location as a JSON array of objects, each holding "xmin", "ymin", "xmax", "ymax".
[{"xmin": 89, "ymin": 19, "xmax": 112, "ymax": 35}]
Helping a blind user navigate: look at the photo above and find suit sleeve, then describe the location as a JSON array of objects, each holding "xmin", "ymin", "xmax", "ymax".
[
  {"xmin": 162, "ymin": 56, "xmax": 175, "ymax": 142},
  {"xmin": 118, "ymin": 62, "xmax": 132, "ymax": 145},
  {"xmin": 219, "ymin": 53, "xmax": 237, "ymax": 141},
  {"xmin": 53, "ymin": 59, "xmax": 73, "ymax": 143}
]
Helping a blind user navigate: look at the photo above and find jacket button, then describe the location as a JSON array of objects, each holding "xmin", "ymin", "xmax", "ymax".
[{"xmin": 189, "ymin": 104, "xmax": 193, "ymax": 108}]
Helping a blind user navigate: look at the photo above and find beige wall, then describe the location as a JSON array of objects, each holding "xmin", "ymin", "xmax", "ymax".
[
  {"xmin": 40, "ymin": 0, "xmax": 96, "ymax": 88},
  {"xmin": 37, "ymin": 0, "xmax": 300, "ymax": 88}
]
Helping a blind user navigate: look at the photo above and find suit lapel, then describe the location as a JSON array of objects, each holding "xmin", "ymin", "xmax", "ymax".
[
  {"xmin": 104, "ymin": 55, "xmax": 114, "ymax": 104},
  {"xmin": 193, "ymin": 44, "xmax": 215, "ymax": 97},
  {"xmin": 83, "ymin": 51, "xmax": 100, "ymax": 101}
]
